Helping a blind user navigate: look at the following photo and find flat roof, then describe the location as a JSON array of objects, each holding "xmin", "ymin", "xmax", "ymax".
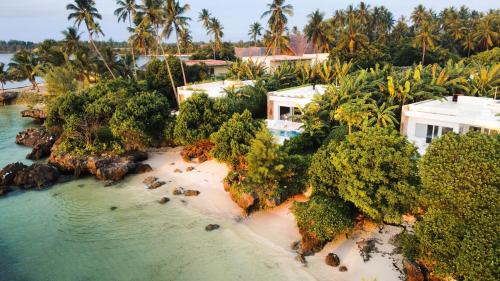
[
  {"xmin": 184, "ymin": 59, "xmax": 228, "ymax": 67},
  {"xmin": 269, "ymin": 85, "xmax": 326, "ymax": 99},
  {"xmin": 405, "ymin": 96, "xmax": 500, "ymax": 129},
  {"xmin": 178, "ymin": 80, "xmax": 254, "ymax": 99}
]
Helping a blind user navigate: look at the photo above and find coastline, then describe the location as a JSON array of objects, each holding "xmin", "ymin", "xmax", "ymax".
[{"xmin": 139, "ymin": 149, "xmax": 405, "ymax": 281}]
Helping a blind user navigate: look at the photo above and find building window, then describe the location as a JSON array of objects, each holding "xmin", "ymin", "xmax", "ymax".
[
  {"xmin": 426, "ymin": 125, "xmax": 439, "ymax": 143},
  {"xmin": 415, "ymin": 123, "xmax": 427, "ymax": 138},
  {"xmin": 279, "ymin": 106, "xmax": 291, "ymax": 120},
  {"xmin": 469, "ymin": 126, "xmax": 481, "ymax": 132},
  {"xmin": 442, "ymin": 127, "xmax": 453, "ymax": 135}
]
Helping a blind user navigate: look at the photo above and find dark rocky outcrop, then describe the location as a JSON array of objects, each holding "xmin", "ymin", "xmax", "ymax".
[
  {"xmin": 173, "ymin": 187, "xmax": 185, "ymax": 195},
  {"xmin": 325, "ymin": 253, "xmax": 340, "ymax": 267},
  {"xmin": 133, "ymin": 163, "xmax": 152, "ymax": 174},
  {"xmin": 0, "ymin": 162, "xmax": 28, "ymax": 196},
  {"xmin": 48, "ymin": 142, "xmax": 150, "ymax": 182},
  {"xmin": 403, "ymin": 259, "xmax": 424, "ymax": 281},
  {"xmin": 16, "ymin": 128, "xmax": 57, "ymax": 160},
  {"xmin": 0, "ymin": 91, "xmax": 18, "ymax": 105},
  {"xmin": 21, "ymin": 109, "xmax": 47, "ymax": 121},
  {"xmin": 205, "ymin": 224, "xmax": 220, "ymax": 231},
  {"xmin": 12, "ymin": 163, "xmax": 59, "ymax": 189}
]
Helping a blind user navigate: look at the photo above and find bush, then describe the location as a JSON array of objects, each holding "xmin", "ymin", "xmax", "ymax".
[
  {"xmin": 180, "ymin": 139, "xmax": 214, "ymax": 163},
  {"xmin": 293, "ymin": 195, "xmax": 355, "ymax": 242},
  {"xmin": 330, "ymin": 127, "xmax": 419, "ymax": 223},
  {"xmin": 173, "ymin": 93, "xmax": 227, "ymax": 145},
  {"xmin": 44, "ymin": 66, "xmax": 80, "ymax": 96},
  {"xmin": 110, "ymin": 91, "xmax": 172, "ymax": 150},
  {"xmin": 210, "ymin": 110, "xmax": 263, "ymax": 167},
  {"xmin": 413, "ymin": 132, "xmax": 499, "ymax": 281},
  {"xmin": 145, "ymin": 58, "xmax": 182, "ymax": 107}
]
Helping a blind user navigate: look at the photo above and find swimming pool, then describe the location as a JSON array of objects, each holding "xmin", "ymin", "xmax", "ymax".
[{"xmin": 269, "ymin": 128, "xmax": 301, "ymax": 139}]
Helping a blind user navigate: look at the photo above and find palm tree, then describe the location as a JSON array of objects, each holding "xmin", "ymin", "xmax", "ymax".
[
  {"xmin": 138, "ymin": 0, "xmax": 178, "ymax": 104},
  {"xmin": 179, "ymin": 29, "xmax": 193, "ymax": 52},
  {"xmin": 369, "ymin": 102, "xmax": 399, "ymax": 128},
  {"xmin": 411, "ymin": 4, "xmax": 430, "ymax": 27},
  {"xmin": 338, "ymin": 17, "xmax": 369, "ymax": 53},
  {"xmin": 462, "ymin": 31, "xmax": 475, "ymax": 57},
  {"xmin": 304, "ymin": 9, "xmax": 330, "ymax": 53},
  {"xmin": 114, "ymin": 0, "xmax": 140, "ymax": 77},
  {"xmin": 164, "ymin": 0, "xmax": 191, "ymax": 86},
  {"xmin": 261, "ymin": 0, "xmax": 294, "ymax": 55},
  {"xmin": 248, "ymin": 22, "xmax": 263, "ymax": 46},
  {"xmin": 207, "ymin": 17, "xmax": 224, "ymax": 59},
  {"xmin": 67, "ymin": 0, "xmax": 116, "ymax": 79},
  {"xmin": 473, "ymin": 15, "xmax": 499, "ymax": 51},
  {"xmin": 128, "ymin": 18, "xmax": 155, "ymax": 56},
  {"xmin": 8, "ymin": 50, "xmax": 41, "ymax": 91},
  {"xmin": 414, "ymin": 20, "xmax": 437, "ymax": 65},
  {"xmin": 198, "ymin": 9, "xmax": 212, "ymax": 55},
  {"xmin": 61, "ymin": 27, "xmax": 82, "ymax": 62},
  {"xmin": 0, "ymin": 63, "xmax": 8, "ymax": 91}
]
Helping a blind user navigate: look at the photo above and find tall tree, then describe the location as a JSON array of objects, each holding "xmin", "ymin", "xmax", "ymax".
[
  {"xmin": 114, "ymin": 0, "xmax": 140, "ymax": 77},
  {"xmin": 261, "ymin": 0, "xmax": 294, "ymax": 55},
  {"xmin": 164, "ymin": 0, "xmax": 191, "ymax": 86},
  {"xmin": 138, "ymin": 0, "xmax": 178, "ymax": 104},
  {"xmin": 67, "ymin": 0, "xmax": 116, "ymax": 79},
  {"xmin": 248, "ymin": 22, "xmax": 263, "ymax": 46},
  {"xmin": 8, "ymin": 50, "xmax": 40, "ymax": 91},
  {"xmin": 61, "ymin": 27, "xmax": 82, "ymax": 62},
  {"xmin": 473, "ymin": 15, "xmax": 499, "ymax": 51},
  {"xmin": 207, "ymin": 17, "xmax": 224, "ymax": 59},
  {"xmin": 304, "ymin": 9, "xmax": 330, "ymax": 53},
  {"xmin": 414, "ymin": 20, "xmax": 437, "ymax": 65}
]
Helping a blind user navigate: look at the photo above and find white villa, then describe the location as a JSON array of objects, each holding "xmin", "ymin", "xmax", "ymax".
[
  {"xmin": 177, "ymin": 80, "xmax": 254, "ymax": 103},
  {"xmin": 183, "ymin": 59, "xmax": 229, "ymax": 77},
  {"xmin": 266, "ymin": 85, "xmax": 327, "ymax": 143},
  {"xmin": 401, "ymin": 95, "xmax": 500, "ymax": 153},
  {"xmin": 241, "ymin": 54, "xmax": 329, "ymax": 73}
]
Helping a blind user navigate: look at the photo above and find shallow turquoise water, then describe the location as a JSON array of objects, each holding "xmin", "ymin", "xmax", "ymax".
[{"xmin": 0, "ymin": 105, "xmax": 311, "ymax": 281}]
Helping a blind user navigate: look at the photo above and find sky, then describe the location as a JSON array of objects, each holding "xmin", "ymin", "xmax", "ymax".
[{"xmin": 0, "ymin": 0, "xmax": 498, "ymax": 43}]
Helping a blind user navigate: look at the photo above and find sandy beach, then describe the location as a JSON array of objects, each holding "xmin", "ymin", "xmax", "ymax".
[{"xmin": 138, "ymin": 148, "xmax": 405, "ymax": 281}]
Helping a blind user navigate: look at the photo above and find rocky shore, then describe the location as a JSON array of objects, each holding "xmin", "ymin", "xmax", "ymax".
[
  {"xmin": 16, "ymin": 127, "xmax": 57, "ymax": 160},
  {"xmin": 21, "ymin": 108, "xmax": 47, "ymax": 122},
  {"xmin": 0, "ymin": 91, "xmax": 18, "ymax": 105}
]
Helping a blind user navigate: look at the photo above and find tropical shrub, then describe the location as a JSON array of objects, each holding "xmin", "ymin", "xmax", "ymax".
[
  {"xmin": 293, "ymin": 196, "xmax": 355, "ymax": 243},
  {"xmin": 44, "ymin": 66, "xmax": 80, "ymax": 96},
  {"xmin": 110, "ymin": 91, "xmax": 172, "ymax": 149},
  {"xmin": 173, "ymin": 93, "xmax": 227, "ymax": 145},
  {"xmin": 329, "ymin": 127, "xmax": 419, "ymax": 223},
  {"xmin": 210, "ymin": 110, "xmax": 263, "ymax": 167},
  {"xmin": 413, "ymin": 132, "xmax": 499, "ymax": 281}
]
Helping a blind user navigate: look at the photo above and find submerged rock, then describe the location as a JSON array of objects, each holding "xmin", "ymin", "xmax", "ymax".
[
  {"xmin": 110, "ymin": 206, "xmax": 118, "ymax": 211},
  {"xmin": 290, "ymin": 240, "xmax": 300, "ymax": 251},
  {"xmin": 339, "ymin": 266, "xmax": 348, "ymax": 272},
  {"xmin": 133, "ymin": 163, "xmax": 152, "ymax": 174},
  {"xmin": 186, "ymin": 166, "xmax": 195, "ymax": 172},
  {"xmin": 325, "ymin": 253, "xmax": 340, "ymax": 267},
  {"xmin": 158, "ymin": 197, "xmax": 170, "ymax": 204},
  {"xmin": 173, "ymin": 187, "xmax": 185, "ymax": 195},
  {"xmin": 294, "ymin": 254, "xmax": 307, "ymax": 266},
  {"xmin": 205, "ymin": 224, "xmax": 220, "ymax": 231},
  {"xmin": 174, "ymin": 168, "xmax": 182, "ymax": 173},
  {"xmin": 143, "ymin": 176, "xmax": 158, "ymax": 186},
  {"xmin": 149, "ymin": 181, "xmax": 165, "ymax": 189}
]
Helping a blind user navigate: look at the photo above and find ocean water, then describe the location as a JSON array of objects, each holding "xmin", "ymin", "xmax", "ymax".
[{"xmin": 0, "ymin": 105, "xmax": 312, "ymax": 281}]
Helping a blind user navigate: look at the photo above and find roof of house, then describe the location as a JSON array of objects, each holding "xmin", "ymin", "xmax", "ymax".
[
  {"xmin": 269, "ymin": 85, "xmax": 327, "ymax": 100},
  {"xmin": 405, "ymin": 96, "xmax": 500, "ymax": 129},
  {"xmin": 183, "ymin": 59, "xmax": 228, "ymax": 67}
]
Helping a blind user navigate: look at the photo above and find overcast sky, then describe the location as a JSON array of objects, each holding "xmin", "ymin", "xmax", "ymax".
[{"xmin": 0, "ymin": 0, "xmax": 498, "ymax": 43}]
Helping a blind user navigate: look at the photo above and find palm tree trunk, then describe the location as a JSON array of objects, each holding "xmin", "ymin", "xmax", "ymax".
[
  {"xmin": 175, "ymin": 29, "xmax": 187, "ymax": 86},
  {"xmin": 128, "ymin": 14, "xmax": 137, "ymax": 78},
  {"xmin": 88, "ymin": 34, "xmax": 116, "ymax": 79},
  {"xmin": 421, "ymin": 40, "xmax": 426, "ymax": 65},
  {"xmin": 155, "ymin": 26, "xmax": 179, "ymax": 106},
  {"xmin": 212, "ymin": 40, "xmax": 216, "ymax": 60}
]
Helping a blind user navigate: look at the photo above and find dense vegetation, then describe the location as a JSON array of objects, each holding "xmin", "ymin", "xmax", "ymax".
[{"xmin": 5, "ymin": 0, "xmax": 498, "ymax": 280}]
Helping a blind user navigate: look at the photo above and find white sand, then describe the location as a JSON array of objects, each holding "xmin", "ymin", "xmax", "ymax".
[{"xmin": 140, "ymin": 148, "xmax": 404, "ymax": 281}]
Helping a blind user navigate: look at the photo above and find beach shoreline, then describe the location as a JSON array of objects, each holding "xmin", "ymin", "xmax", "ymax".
[{"xmin": 139, "ymin": 148, "xmax": 405, "ymax": 281}]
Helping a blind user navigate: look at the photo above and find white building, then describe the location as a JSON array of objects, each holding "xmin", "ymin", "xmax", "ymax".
[
  {"xmin": 242, "ymin": 54, "xmax": 329, "ymax": 73},
  {"xmin": 183, "ymin": 59, "xmax": 229, "ymax": 77},
  {"xmin": 177, "ymin": 80, "xmax": 254, "ymax": 103},
  {"xmin": 266, "ymin": 85, "xmax": 327, "ymax": 143},
  {"xmin": 401, "ymin": 96, "xmax": 500, "ymax": 153}
]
